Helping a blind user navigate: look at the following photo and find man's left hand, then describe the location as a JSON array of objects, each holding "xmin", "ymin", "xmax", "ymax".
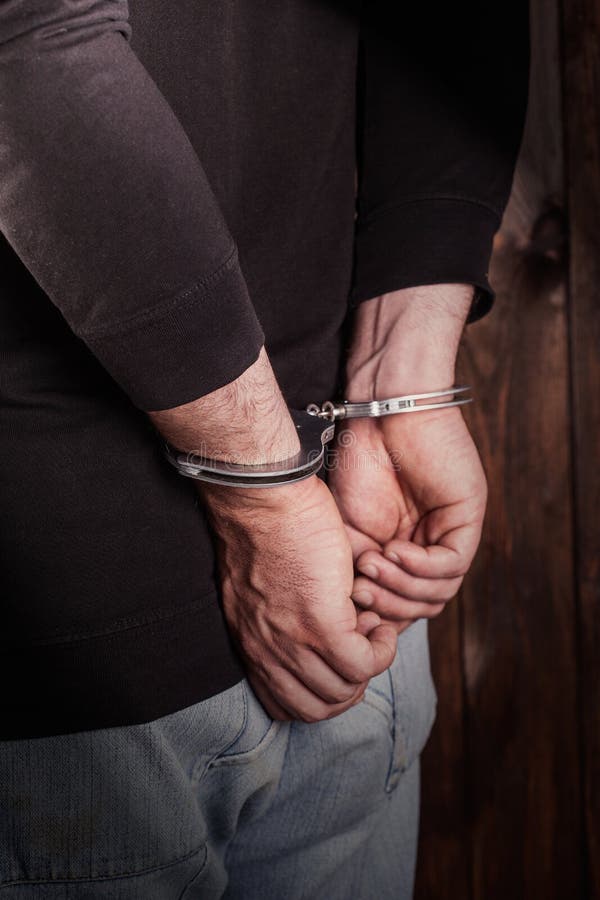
[
  {"xmin": 328, "ymin": 406, "xmax": 486, "ymax": 633},
  {"xmin": 328, "ymin": 283, "xmax": 488, "ymax": 633}
]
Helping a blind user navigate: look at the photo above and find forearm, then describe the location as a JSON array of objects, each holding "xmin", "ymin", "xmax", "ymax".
[
  {"xmin": 345, "ymin": 284, "xmax": 474, "ymax": 399},
  {"xmin": 148, "ymin": 347, "xmax": 300, "ymax": 468},
  {"xmin": 0, "ymin": 0, "xmax": 263, "ymax": 412}
]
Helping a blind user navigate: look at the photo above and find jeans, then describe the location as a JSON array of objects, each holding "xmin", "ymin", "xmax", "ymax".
[{"xmin": 0, "ymin": 620, "xmax": 437, "ymax": 900}]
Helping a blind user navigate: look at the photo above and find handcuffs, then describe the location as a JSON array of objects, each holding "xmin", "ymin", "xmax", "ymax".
[{"xmin": 163, "ymin": 385, "xmax": 472, "ymax": 489}]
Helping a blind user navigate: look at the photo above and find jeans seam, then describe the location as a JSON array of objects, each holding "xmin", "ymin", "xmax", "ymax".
[
  {"xmin": 177, "ymin": 845, "xmax": 210, "ymax": 900},
  {"xmin": 385, "ymin": 666, "xmax": 411, "ymax": 792},
  {"xmin": 0, "ymin": 843, "xmax": 207, "ymax": 889},
  {"xmin": 191, "ymin": 681, "xmax": 249, "ymax": 785},
  {"xmin": 210, "ymin": 718, "xmax": 283, "ymax": 767},
  {"xmin": 210, "ymin": 682, "xmax": 284, "ymax": 766},
  {"xmin": 362, "ymin": 691, "xmax": 393, "ymax": 724}
]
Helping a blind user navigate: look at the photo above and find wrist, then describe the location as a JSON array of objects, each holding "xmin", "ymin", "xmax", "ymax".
[
  {"xmin": 345, "ymin": 355, "xmax": 458, "ymax": 402},
  {"xmin": 345, "ymin": 284, "xmax": 473, "ymax": 400},
  {"xmin": 199, "ymin": 472, "xmax": 322, "ymax": 520}
]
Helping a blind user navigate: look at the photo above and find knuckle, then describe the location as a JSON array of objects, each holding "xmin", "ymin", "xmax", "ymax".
[
  {"xmin": 328, "ymin": 684, "xmax": 357, "ymax": 704},
  {"xmin": 424, "ymin": 602, "xmax": 446, "ymax": 619},
  {"xmin": 348, "ymin": 661, "xmax": 372, "ymax": 683},
  {"xmin": 441, "ymin": 577, "xmax": 464, "ymax": 600},
  {"xmin": 320, "ymin": 651, "xmax": 368, "ymax": 685}
]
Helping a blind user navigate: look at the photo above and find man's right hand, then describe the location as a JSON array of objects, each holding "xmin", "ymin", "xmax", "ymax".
[
  {"xmin": 200, "ymin": 474, "xmax": 398, "ymax": 723},
  {"xmin": 148, "ymin": 345, "xmax": 396, "ymax": 723}
]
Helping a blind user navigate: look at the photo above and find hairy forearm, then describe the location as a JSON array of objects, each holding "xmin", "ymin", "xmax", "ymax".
[
  {"xmin": 345, "ymin": 284, "xmax": 474, "ymax": 399},
  {"xmin": 148, "ymin": 346, "xmax": 300, "ymax": 465}
]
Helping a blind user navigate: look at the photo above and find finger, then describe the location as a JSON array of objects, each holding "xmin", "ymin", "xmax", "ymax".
[
  {"xmin": 318, "ymin": 620, "xmax": 398, "ymax": 683},
  {"xmin": 355, "ymin": 609, "xmax": 382, "ymax": 635},
  {"xmin": 343, "ymin": 522, "xmax": 381, "ymax": 561},
  {"xmin": 291, "ymin": 644, "xmax": 369, "ymax": 704},
  {"xmin": 351, "ymin": 577, "xmax": 446, "ymax": 622},
  {"xmin": 255, "ymin": 630, "xmax": 371, "ymax": 704},
  {"xmin": 247, "ymin": 672, "xmax": 293, "ymax": 720},
  {"xmin": 379, "ymin": 616, "xmax": 414, "ymax": 636},
  {"xmin": 253, "ymin": 663, "xmax": 368, "ymax": 724},
  {"xmin": 381, "ymin": 527, "xmax": 480, "ymax": 579},
  {"xmin": 356, "ymin": 550, "xmax": 463, "ymax": 603}
]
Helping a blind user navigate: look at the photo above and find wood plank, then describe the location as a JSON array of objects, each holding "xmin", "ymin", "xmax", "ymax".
[
  {"xmin": 415, "ymin": 606, "xmax": 471, "ymax": 900},
  {"xmin": 458, "ymin": 0, "xmax": 581, "ymax": 895},
  {"xmin": 561, "ymin": 0, "xmax": 600, "ymax": 893}
]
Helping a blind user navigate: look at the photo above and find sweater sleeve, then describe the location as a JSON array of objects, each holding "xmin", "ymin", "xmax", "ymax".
[
  {"xmin": 350, "ymin": 0, "xmax": 530, "ymax": 323},
  {"xmin": 0, "ymin": 0, "xmax": 264, "ymax": 411}
]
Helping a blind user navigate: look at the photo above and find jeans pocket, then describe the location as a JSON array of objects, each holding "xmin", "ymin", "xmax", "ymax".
[
  {"xmin": 209, "ymin": 679, "xmax": 283, "ymax": 767},
  {"xmin": 0, "ymin": 680, "xmax": 248, "ymax": 887}
]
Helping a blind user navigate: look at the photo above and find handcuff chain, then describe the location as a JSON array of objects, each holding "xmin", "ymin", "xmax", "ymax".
[{"xmin": 306, "ymin": 385, "xmax": 472, "ymax": 422}]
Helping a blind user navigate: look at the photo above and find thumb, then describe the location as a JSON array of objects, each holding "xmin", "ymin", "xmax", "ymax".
[{"xmin": 365, "ymin": 621, "xmax": 398, "ymax": 675}]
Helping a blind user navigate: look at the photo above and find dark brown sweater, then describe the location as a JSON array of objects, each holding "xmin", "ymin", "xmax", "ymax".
[{"xmin": 0, "ymin": 0, "xmax": 529, "ymax": 738}]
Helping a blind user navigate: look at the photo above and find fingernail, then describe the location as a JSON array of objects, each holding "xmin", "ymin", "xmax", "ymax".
[
  {"xmin": 352, "ymin": 590, "xmax": 373, "ymax": 607},
  {"xmin": 358, "ymin": 563, "xmax": 379, "ymax": 579},
  {"xmin": 384, "ymin": 551, "xmax": 401, "ymax": 564}
]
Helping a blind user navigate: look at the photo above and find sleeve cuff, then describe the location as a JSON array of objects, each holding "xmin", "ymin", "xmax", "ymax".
[
  {"xmin": 349, "ymin": 198, "xmax": 501, "ymax": 324},
  {"xmin": 79, "ymin": 246, "xmax": 265, "ymax": 411}
]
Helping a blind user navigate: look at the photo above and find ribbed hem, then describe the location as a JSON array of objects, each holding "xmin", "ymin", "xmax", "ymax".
[
  {"xmin": 349, "ymin": 198, "xmax": 500, "ymax": 324},
  {"xmin": 82, "ymin": 246, "xmax": 265, "ymax": 411},
  {"xmin": 0, "ymin": 595, "xmax": 246, "ymax": 740}
]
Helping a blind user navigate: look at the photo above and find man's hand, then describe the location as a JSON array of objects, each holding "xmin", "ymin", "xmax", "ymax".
[
  {"xmin": 329, "ymin": 284, "xmax": 487, "ymax": 632},
  {"xmin": 148, "ymin": 346, "xmax": 397, "ymax": 722},
  {"xmin": 329, "ymin": 409, "xmax": 487, "ymax": 632},
  {"xmin": 200, "ymin": 475, "xmax": 397, "ymax": 722}
]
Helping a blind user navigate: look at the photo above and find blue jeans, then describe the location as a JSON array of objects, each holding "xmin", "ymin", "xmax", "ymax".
[{"xmin": 0, "ymin": 620, "xmax": 437, "ymax": 899}]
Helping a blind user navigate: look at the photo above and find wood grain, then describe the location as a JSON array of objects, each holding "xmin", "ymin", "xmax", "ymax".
[
  {"xmin": 562, "ymin": 0, "xmax": 600, "ymax": 894},
  {"xmin": 415, "ymin": 607, "xmax": 470, "ymax": 900},
  {"xmin": 460, "ymin": 0, "xmax": 582, "ymax": 892},
  {"xmin": 416, "ymin": 0, "xmax": 585, "ymax": 895}
]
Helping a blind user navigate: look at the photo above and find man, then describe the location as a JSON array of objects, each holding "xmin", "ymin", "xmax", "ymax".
[{"xmin": 0, "ymin": 1, "xmax": 529, "ymax": 897}]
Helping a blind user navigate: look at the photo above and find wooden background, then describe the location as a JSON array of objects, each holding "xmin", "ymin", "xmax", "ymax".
[{"xmin": 415, "ymin": 0, "xmax": 599, "ymax": 897}]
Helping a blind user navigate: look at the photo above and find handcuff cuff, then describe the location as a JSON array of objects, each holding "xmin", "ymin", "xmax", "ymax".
[{"xmin": 163, "ymin": 385, "xmax": 472, "ymax": 489}]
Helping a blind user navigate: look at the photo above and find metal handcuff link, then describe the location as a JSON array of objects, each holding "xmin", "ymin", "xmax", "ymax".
[{"xmin": 163, "ymin": 385, "xmax": 472, "ymax": 489}]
